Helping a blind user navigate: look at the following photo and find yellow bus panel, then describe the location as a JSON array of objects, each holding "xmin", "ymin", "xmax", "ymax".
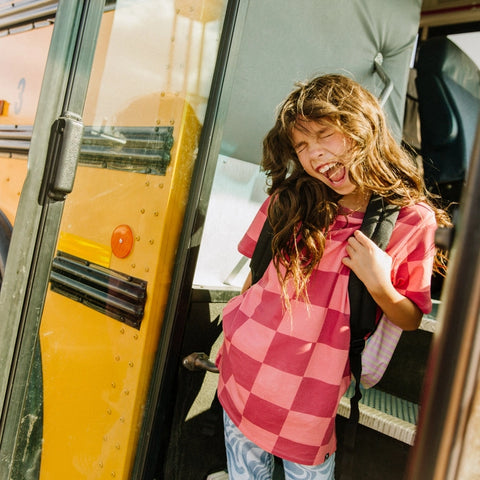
[{"xmin": 36, "ymin": 1, "xmax": 224, "ymax": 478}]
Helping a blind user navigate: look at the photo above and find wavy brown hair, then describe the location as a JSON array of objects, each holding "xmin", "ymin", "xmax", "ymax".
[{"xmin": 262, "ymin": 74, "xmax": 451, "ymax": 301}]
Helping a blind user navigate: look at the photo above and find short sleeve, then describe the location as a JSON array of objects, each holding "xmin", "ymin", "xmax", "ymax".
[
  {"xmin": 388, "ymin": 203, "xmax": 438, "ymax": 314},
  {"xmin": 238, "ymin": 197, "xmax": 271, "ymax": 258}
]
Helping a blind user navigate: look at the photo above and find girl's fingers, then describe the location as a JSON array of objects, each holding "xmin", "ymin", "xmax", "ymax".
[
  {"xmin": 346, "ymin": 236, "xmax": 360, "ymax": 251},
  {"xmin": 353, "ymin": 229, "xmax": 374, "ymax": 246}
]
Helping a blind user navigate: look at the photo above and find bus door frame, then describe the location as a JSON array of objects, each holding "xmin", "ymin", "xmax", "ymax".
[
  {"xmin": 0, "ymin": 0, "xmax": 105, "ymax": 475},
  {"xmin": 406, "ymin": 109, "xmax": 480, "ymax": 480}
]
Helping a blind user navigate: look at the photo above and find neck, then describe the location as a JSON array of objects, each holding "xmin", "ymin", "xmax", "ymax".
[{"xmin": 339, "ymin": 190, "xmax": 371, "ymax": 212}]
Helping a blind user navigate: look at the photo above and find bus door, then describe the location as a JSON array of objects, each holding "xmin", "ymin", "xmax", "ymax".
[{"xmin": 0, "ymin": 0, "xmax": 235, "ymax": 478}]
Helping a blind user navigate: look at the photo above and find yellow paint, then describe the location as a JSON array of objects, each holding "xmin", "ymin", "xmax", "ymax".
[
  {"xmin": 0, "ymin": 156, "xmax": 27, "ymax": 224},
  {"xmin": 37, "ymin": 0, "xmax": 222, "ymax": 477},
  {"xmin": 57, "ymin": 232, "xmax": 111, "ymax": 267},
  {"xmin": 39, "ymin": 95, "xmax": 201, "ymax": 479},
  {"xmin": 0, "ymin": 100, "xmax": 9, "ymax": 116}
]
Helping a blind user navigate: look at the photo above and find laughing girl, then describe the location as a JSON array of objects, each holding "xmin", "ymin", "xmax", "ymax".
[{"xmin": 215, "ymin": 74, "xmax": 450, "ymax": 479}]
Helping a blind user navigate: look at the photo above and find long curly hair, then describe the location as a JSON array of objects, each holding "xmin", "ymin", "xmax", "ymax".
[{"xmin": 262, "ymin": 74, "xmax": 451, "ymax": 301}]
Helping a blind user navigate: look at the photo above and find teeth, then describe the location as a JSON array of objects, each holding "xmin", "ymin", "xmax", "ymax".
[{"xmin": 319, "ymin": 162, "xmax": 337, "ymax": 174}]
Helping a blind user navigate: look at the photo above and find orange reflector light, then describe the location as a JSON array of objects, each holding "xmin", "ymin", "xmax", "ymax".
[{"xmin": 111, "ymin": 224, "xmax": 134, "ymax": 258}]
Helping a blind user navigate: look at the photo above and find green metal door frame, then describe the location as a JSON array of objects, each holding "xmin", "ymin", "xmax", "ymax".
[{"xmin": 0, "ymin": 0, "xmax": 105, "ymax": 477}]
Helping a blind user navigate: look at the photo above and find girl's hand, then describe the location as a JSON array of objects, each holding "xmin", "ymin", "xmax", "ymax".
[
  {"xmin": 342, "ymin": 230, "xmax": 392, "ymax": 295},
  {"xmin": 342, "ymin": 230, "xmax": 422, "ymax": 330}
]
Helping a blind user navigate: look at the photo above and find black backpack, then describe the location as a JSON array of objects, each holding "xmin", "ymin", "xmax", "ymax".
[{"xmin": 249, "ymin": 194, "xmax": 400, "ymax": 478}]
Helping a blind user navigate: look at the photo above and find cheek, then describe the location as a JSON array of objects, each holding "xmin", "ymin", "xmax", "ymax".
[{"xmin": 296, "ymin": 153, "xmax": 312, "ymax": 171}]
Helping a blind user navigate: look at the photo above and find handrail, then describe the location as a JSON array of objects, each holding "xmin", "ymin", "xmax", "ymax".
[{"xmin": 374, "ymin": 54, "xmax": 394, "ymax": 107}]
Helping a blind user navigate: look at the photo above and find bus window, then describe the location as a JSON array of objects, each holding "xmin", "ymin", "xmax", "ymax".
[
  {"xmin": 0, "ymin": 7, "xmax": 54, "ymax": 289},
  {"xmin": 0, "ymin": 21, "xmax": 53, "ymax": 228}
]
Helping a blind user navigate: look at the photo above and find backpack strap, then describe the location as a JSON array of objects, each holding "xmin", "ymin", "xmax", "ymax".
[
  {"xmin": 250, "ymin": 217, "xmax": 273, "ymax": 285},
  {"xmin": 342, "ymin": 195, "xmax": 399, "ymax": 479}
]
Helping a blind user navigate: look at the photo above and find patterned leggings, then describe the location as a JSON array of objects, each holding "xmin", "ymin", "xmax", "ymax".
[{"xmin": 223, "ymin": 410, "xmax": 336, "ymax": 480}]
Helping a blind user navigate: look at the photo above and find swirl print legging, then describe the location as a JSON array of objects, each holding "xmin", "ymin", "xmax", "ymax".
[{"xmin": 223, "ymin": 410, "xmax": 335, "ymax": 479}]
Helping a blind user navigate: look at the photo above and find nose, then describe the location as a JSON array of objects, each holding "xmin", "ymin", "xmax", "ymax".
[{"xmin": 307, "ymin": 141, "xmax": 323, "ymax": 160}]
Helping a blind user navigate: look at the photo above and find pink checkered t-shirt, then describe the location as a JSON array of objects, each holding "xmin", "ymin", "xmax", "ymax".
[{"xmin": 216, "ymin": 197, "xmax": 436, "ymax": 466}]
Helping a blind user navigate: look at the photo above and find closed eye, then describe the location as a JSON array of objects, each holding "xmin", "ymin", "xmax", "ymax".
[
  {"xmin": 317, "ymin": 127, "xmax": 334, "ymax": 140},
  {"xmin": 293, "ymin": 142, "xmax": 306, "ymax": 154}
]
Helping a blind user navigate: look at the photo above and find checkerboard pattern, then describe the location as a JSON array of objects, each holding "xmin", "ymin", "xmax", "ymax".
[{"xmin": 217, "ymin": 197, "xmax": 436, "ymax": 465}]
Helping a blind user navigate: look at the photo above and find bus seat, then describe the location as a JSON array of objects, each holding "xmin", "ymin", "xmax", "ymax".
[{"xmin": 415, "ymin": 36, "xmax": 480, "ymax": 206}]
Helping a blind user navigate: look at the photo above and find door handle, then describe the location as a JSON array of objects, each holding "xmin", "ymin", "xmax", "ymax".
[
  {"xmin": 183, "ymin": 352, "xmax": 219, "ymax": 373},
  {"xmin": 39, "ymin": 112, "xmax": 84, "ymax": 204}
]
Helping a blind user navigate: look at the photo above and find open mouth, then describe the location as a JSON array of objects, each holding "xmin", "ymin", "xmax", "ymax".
[{"xmin": 318, "ymin": 162, "xmax": 346, "ymax": 184}]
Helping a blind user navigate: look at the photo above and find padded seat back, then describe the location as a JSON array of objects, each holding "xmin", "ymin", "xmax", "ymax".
[{"xmin": 416, "ymin": 37, "xmax": 480, "ymax": 205}]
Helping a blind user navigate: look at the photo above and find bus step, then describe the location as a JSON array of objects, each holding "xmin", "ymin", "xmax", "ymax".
[{"xmin": 338, "ymin": 385, "xmax": 418, "ymax": 445}]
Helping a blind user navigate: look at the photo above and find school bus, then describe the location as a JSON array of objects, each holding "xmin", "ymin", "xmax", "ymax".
[{"xmin": 0, "ymin": 0, "xmax": 479, "ymax": 479}]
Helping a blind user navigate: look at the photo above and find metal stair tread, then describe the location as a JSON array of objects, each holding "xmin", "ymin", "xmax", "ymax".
[
  {"xmin": 419, "ymin": 299, "xmax": 440, "ymax": 333},
  {"xmin": 338, "ymin": 384, "xmax": 418, "ymax": 445}
]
